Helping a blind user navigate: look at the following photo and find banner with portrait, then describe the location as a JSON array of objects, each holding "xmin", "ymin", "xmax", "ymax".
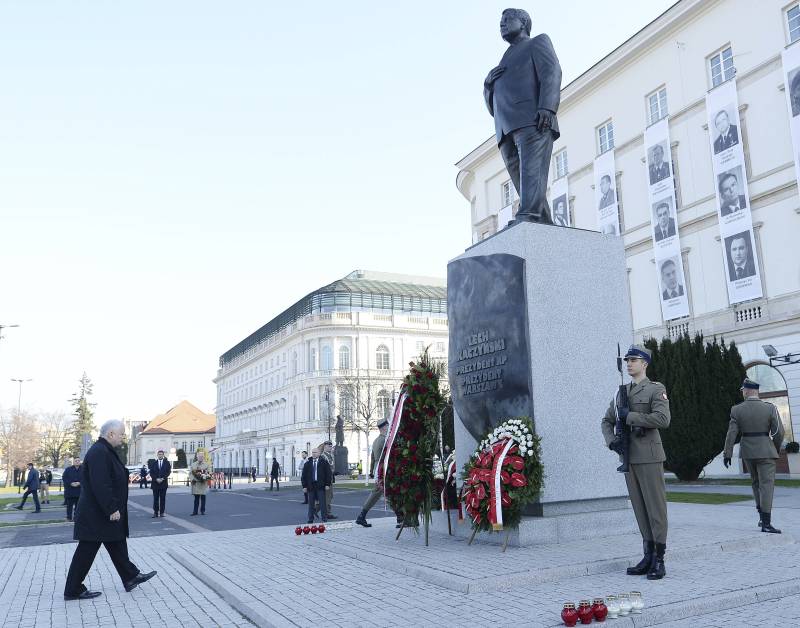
[
  {"xmin": 705, "ymin": 79, "xmax": 762, "ymax": 304},
  {"xmin": 782, "ymin": 43, "xmax": 800, "ymax": 191},
  {"xmin": 644, "ymin": 117, "xmax": 689, "ymax": 320},
  {"xmin": 593, "ymin": 149, "xmax": 620, "ymax": 236},
  {"xmin": 549, "ymin": 176, "xmax": 570, "ymax": 227}
]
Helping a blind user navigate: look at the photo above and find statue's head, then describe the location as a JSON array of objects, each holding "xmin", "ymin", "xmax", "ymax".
[{"xmin": 500, "ymin": 8, "xmax": 531, "ymax": 42}]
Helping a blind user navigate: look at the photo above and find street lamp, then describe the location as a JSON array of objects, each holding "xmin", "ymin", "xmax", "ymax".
[
  {"xmin": 10, "ymin": 378, "xmax": 32, "ymax": 414},
  {"xmin": 763, "ymin": 345, "xmax": 800, "ymax": 367}
]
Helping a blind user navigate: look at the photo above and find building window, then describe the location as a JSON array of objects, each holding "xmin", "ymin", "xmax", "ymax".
[
  {"xmin": 377, "ymin": 390, "xmax": 392, "ymax": 420},
  {"xmin": 709, "ymin": 46, "xmax": 735, "ymax": 87},
  {"xmin": 435, "ymin": 341, "xmax": 446, "ymax": 353},
  {"xmin": 597, "ymin": 121, "xmax": 614, "ymax": 154},
  {"xmin": 338, "ymin": 346, "xmax": 350, "ymax": 369},
  {"xmin": 320, "ymin": 346, "xmax": 332, "ymax": 370},
  {"xmin": 292, "ymin": 396, "xmax": 297, "ymax": 422},
  {"xmin": 291, "ymin": 352, "xmax": 298, "ymax": 376},
  {"xmin": 788, "ymin": 4, "xmax": 800, "ymax": 43},
  {"xmin": 309, "ymin": 391, "xmax": 316, "ymax": 420},
  {"xmin": 501, "ymin": 180, "xmax": 516, "ymax": 207},
  {"xmin": 415, "ymin": 340, "xmax": 425, "ymax": 352},
  {"xmin": 554, "ymin": 149, "xmax": 568, "ymax": 179},
  {"xmin": 647, "ymin": 87, "xmax": 668, "ymax": 125},
  {"xmin": 745, "ymin": 362, "xmax": 793, "ymax": 442},
  {"xmin": 309, "ymin": 348, "xmax": 317, "ymax": 372},
  {"xmin": 376, "ymin": 345, "xmax": 390, "ymax": 370}
]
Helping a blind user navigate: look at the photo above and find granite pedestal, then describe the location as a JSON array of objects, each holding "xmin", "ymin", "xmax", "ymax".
[
  {"xmin": 334, "ymin": 447, "xmax": 349, "ymax": 475},
  {"xmin": 447, "ymin": 221, "xmax": 637, "ymax": 544}
]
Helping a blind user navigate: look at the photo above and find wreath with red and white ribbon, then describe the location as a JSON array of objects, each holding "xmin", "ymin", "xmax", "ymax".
[{"xmin": 461, "ymin": 417, "xmax": 543, "ymax": 532}]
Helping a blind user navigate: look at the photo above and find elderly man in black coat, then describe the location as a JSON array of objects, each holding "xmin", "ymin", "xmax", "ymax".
[
  {"xmin": 62, "ymin": 457, "xmax": 82, "ymax": 521},
  {"xmin": 63, "ymin": 419, "xmax": 157, "ymax": 601}
]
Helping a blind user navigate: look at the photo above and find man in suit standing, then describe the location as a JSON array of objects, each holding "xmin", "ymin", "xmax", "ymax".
[
  {"xmin": 718, "ymin": 173, "xmax": 747, "ymax": 215},
  {"xmin": 602, "ymin": 346, "xmax": 671, "ymax": 580},
  {"xmin": 14, "ymin": 462, "xmax": 41, "ymax": 513},
  {"xmin": 355, "ymin": 419, "xmax": 389, "ymax": 527},
  {"xmin": 648, "ymin": 145, "xmax": 670, "ymax": 185},
  {"xmin": 63, "ymin": 457, "xmax": 82, "ymax": 521},
  {"xmin": 660, "ymin": 260, "xmax": 684, "ymax": 300},
  {"xmin": 63, "ymin": 420, "xmax": 156, "ymax": 600},
  {"xmin": 598, "ymin": 175, "xmax": 616, "ymax": 209},
  {"xmin": 728, "ymin": 235, "xmax": 756, "ymax": 281},
  {"xmin": 148, "ymin": 449, "xmax": 171, "ymax": 518},
  {"xmin": 484, "ymin": 8, "xmax": 561, "ymax": 224},
  {"xmin": 301, "ymin": 447, "xmax": 331, "ymax": 524},
  {"xmin": 653, "ymin": 203, "xmax": 676, "ymax": 242},
  {"xmin": 723, "ymin": 379, "xmax": 784, "ymax": 533},
  {"xmin": 713, "ymin": 110, "xmax": 739, "ymax": 154}
]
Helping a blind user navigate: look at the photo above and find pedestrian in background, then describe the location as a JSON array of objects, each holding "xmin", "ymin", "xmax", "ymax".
[
  {"xmin": 138, "ymin": 463, "xmax": 148, "ymax": 489},
  {"xmin": 321, "ymin": 441, "xmax": 337, "ymax": 519},
  {"xmin": 148, "ymin": 449, "xmax": 171, "ymax": 518},
  {"xmin": 190, "ymin": 450, "xmax": 213, "ymax": 516},
  {"xmin": 269, "ymin": 457, "xmax": 281, "ymax": 491},
  {"xmin": 63, "ymin": 458, "xmax": 82, "ymax": 521},
  {"xmin": 250, "ymin": 466, "xmax": 257, "ymax": 483},
  {"xmin": 63, "ymin": 419, "xmax": 156, "ymax": 600},
  {"xmin": 39, "ymin": 467, "xmax": 52, "ymax": 504},
  {"xmin": 15, "ymin": 463, "xmax": 41, "ymax": 513}
]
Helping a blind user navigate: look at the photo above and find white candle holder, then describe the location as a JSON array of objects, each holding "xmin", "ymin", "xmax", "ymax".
[
  {"xmin": 630, "ymin": 591, "xmax": 644, "ymax": 614},
  {"xmin": 618, "ymin": 593, "xmax": 632, "ymax": 616},
  {"xmin": 606, "ymin": 595, "xmax": 619, "ymax": 619}
]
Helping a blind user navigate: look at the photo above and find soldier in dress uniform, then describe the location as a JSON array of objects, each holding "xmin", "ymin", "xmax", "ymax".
[
  {"xmin": 355, "ymin": 419, "xmax": 389, "ymax": 528},
  {"xmin": 601, "ymin": 345, "xmax": 671, "ymax": 580},
  {"xmin": 723, "ymin": 378, "xmax": 784, "ymax": 534}
]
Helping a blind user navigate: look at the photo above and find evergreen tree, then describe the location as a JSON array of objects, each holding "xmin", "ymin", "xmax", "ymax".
[
  {"xmin": 644, "ymin": 334, "xmax": 745, "ymax": 481},
  {"xmin": 175, "ymin": 448, "xmax": 187, "ymax": 469},
  {"xmin": 69, "ymin": 372, "xmax": 96, "ymax": 455}
]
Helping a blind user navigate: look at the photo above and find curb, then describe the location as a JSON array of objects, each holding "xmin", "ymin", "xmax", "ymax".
[
  {"xmin": 0, "ymin": 520, "xmax": 72, "ymax": 531},
  {"xmin": 169, "ymin": 547, "xmax": 295, "ymax": 628},
  {"xmin": 314, "ymin": 531, "xmax": 794, "ymax": 594}
]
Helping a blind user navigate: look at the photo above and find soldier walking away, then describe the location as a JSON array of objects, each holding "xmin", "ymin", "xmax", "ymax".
[
  {"xmin": 602, "ymin": 345, "xmax": 671, "ymax": 580},
  {"xmin": 723, "ymin": 378, "xmax": 785, "ymax": 534},
  {"xmin": 14, "ymin": 462, "xmax": 41, "ymax": 513},
  {"xmin": 355, "ymin": 419, "xmax": 389, "ymax": 527}
]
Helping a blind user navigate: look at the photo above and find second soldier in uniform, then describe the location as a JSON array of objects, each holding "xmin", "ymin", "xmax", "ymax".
[
  {"xmin": 723, "ymin": 378, "xmax": 784, "ymax": 533},
  {"xmin": 355, "ymin": 418, "xmax": 389, "ymax": 527},
  {"xmin": 602, "ymin": 345, "xmax": 671, "ymax": 580}
]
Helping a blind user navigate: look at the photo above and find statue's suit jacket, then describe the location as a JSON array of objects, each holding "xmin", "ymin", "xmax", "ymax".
[{"xmin": 485, "ymin": 34, "xmax": 562, "ymax": 143}]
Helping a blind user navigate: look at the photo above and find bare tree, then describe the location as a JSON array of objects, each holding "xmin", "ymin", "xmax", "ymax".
[
  {"xmin": 0, "ymin": 410, "xmax": 40, "ymax": 487},
  {"xmin": 39, "ymin": 411, "xmax": 75, "ymax": 467},
  {"xmin": 336, "ymin": 370, "xmax": 396, "ymax": 480}
]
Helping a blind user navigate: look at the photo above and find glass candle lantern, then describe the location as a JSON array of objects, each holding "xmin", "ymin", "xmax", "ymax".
[
  {"xmin": 618, "ymin": 593, "xmax": 632, "ymax": 616},
  {"xmin": 630, "ymin": 591, "xmax": 644, "ymax": 614},
  {"xmin": 561, "ymin": 602, "xmax": 579, "ymax": 627},
  {"xmin": 592, "ymin": 597, "xmax": 608, "ymax": 622},
  {"xmin": 605, "ymin": 595, "xmax": 619, "ymax": 619},
  {"xmin": 577, "ymin": 600, "xmax": 593, "ymax": 624}
]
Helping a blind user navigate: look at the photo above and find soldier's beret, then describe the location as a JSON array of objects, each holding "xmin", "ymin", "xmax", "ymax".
[
  {"xmin": 741, "ymin": 378, "xmax": 760, "ymax": 390},
  {"xmin": 377, "ymin": 419, "xmax": 389, "ymax": 428},
  {"xmin": 624, "ymin": 344, "xmax": 652, "ymax": 362}
]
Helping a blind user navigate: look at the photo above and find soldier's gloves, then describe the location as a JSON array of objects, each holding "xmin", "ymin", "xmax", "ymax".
[
  {"xmin": 609, "ymin": 438, "xmax": 623, "ymax": 454},
  {"xmin": 723, "ymin": 457, "xmax": 731, "ymax": 468},
  {"xmin": 617, "ymin": 406, "xmax": 629, "ymax": 423}
]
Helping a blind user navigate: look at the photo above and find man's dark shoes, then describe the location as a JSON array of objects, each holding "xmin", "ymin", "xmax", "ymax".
[
  {"xmin": 152, "ymin": 513, "xmax": 159, "ymax": 518},
  {"xmin": 124, "ymin": 570, "xmax": 157, "ymax": 593},
  {"xmin": 627, "ymin": 540, "xmax": 654, "ymax": 575},
  {"xmin": 64, "ymin": 590, "xmax": 102, "ymax": 601},
  {"xmin": 761, "ymin": 512, "xmax": 781, "ymax": 534},
  {"xmin": 355, "ymin": 511, "xmax": 372, "ymax": 528},
  {"xmin": 13, "ymin": 505, "xmax": 22, "ymax": 510},
  {"xmin": 646, "ymin": 543, "xmax": 666, "ymax": 580},
  {"xmin": 159, "ymin": 513, "xmax": 165, "ymax": 517},
  {"xmin": 34, "ymin": 509, "xmax": 41, "ymax": 513},
  {"xmin": 327, "ymin": 514, "xmax": 338, "ymax": 520},
  {"xmin": 190, "ymin": 512, "xmax": 197, "ymax": 516}
]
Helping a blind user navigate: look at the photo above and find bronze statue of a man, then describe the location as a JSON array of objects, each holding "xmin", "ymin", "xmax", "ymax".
[
  {"xmin": 484, "ymin": 8, "xmax": 562, "ymax": 225},
  {"xmin": 335, "ymin": 415, "xmax": 345, "ymax": 448}
]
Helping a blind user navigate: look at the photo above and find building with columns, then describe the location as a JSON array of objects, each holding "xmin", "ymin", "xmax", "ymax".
[
  {"xmin": 212, "ymin": 270, "xmax": 448, "ymax": 476},
  {"xmin": 456, "ymin": 0, "xmax": 800, "ymax": 472}
]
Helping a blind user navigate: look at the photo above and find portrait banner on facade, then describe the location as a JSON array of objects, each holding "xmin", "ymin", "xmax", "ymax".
[
  {"xmin": 705, "ymin": 79, "xmax": 762, "ymax": 304},
  {"xmin": 644, "ymin": 117, "xmax": 689, "ymax": 320},
  {"xmin": 593, "ymin": 149, "xmax": 620, "ymax": 236},
  {"xmin": 549, "ymin": 176, "xmax": 570, "ymax": 227},
  {"xmin": 782, "ymin": 43, "xmax": 800, "ymax": 190}
]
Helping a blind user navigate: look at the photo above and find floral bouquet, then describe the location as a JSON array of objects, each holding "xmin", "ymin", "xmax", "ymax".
[
  {"xmin": 461, "ymin": 417, "xmax": 543, "ymax": 532},
  {"xmin": 193, "ymin": 469, "xmax": 212, "ymax": 482}
]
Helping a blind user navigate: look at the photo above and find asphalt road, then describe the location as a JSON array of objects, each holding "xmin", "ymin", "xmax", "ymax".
[{"xmin": 0, "ymin": 485, "xmax": 391, "ymax": 549}]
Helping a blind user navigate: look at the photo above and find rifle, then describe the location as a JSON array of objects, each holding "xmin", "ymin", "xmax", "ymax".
[{"xmin": 613, "ymin": 343, "xmax": 630, "ymax": 473}]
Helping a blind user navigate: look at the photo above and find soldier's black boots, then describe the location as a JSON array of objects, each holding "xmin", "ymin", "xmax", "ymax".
[
  {"xmin": 757, "ymin": 508, "xmax": 763, "ymax": 528},
  {"xmin": 761, "ymin": 512, "xmax": 781, "ymax": 534},
  {"xmin": 627, "ymin": 540, "xmax": 654, "ymax": 575},
  {"xmin": 355, "ymin": 510, "xmax": 372, "ymax": 528},
  {"xmin": 647, "ymin": 543, "xmax": 666, "ymax": 580}
]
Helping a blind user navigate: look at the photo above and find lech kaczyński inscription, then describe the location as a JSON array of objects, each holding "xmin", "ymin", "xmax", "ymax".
[{"xmin": 447, "ymin": 254, "xmax": 534, "ymax": 442}]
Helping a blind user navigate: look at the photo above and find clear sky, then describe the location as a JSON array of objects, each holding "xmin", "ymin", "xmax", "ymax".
[{"xmin": 0, "ymin": 1, "xmax": 676, "ymax": 423}]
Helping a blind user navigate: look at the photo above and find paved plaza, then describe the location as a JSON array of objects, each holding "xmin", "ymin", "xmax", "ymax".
[{"xmin": 1, "ymin": 482, "xmax": 799, "ymax": 627}]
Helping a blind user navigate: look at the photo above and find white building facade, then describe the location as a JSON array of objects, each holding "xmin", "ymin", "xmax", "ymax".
[
  {"xmin": 456, "ymin": 0, "xmax": 800, "ymax": 470},
  {"xmin": 212, "ymin": 270, "xmax": 448, "ymax": 476}
]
